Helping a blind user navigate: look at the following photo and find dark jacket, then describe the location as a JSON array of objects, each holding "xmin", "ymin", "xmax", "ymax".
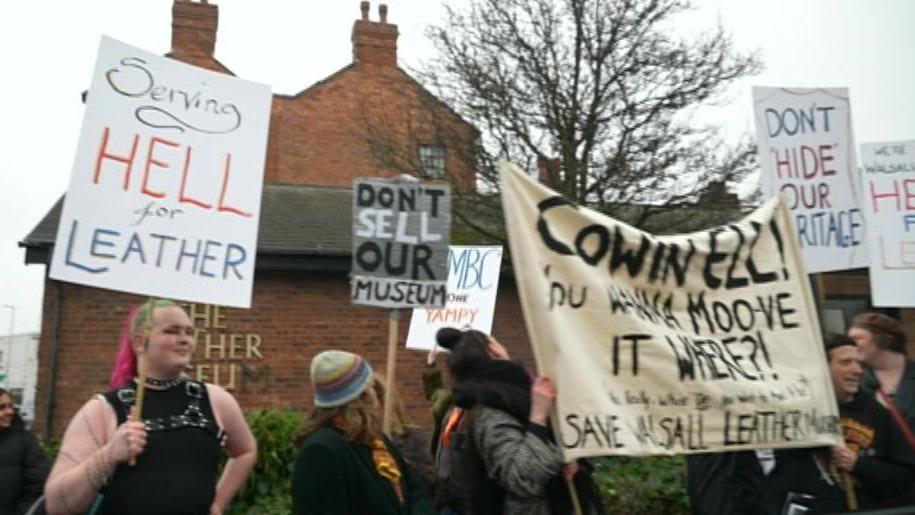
[
  {"xmin": 391, "ymin": 426, "xmax": 435, "ymax": 498},
  {"xmin": 862, "ymin": 359, "xmax": 915, "ymax": 432},
  {"xmin": 422, "ymin": 367, "xmax": 452, "ymax": 456},
  {"xmin": 0, "ymin": 416, "xmax": 49, "ymax": 515},
  {"xmin": 448, "ymin": 359, "xmax": 605, "ymax": 515},
  {"xmin": 687, "ymin": 451, "xmax": 767, "ymax": 515},
  {"xmin": 764, "ymin": 391, "xmax": 915, "ymax": 513},
  {"xmin": 292, "ymin": 426, "xmax": 435, "ymax": 515}
]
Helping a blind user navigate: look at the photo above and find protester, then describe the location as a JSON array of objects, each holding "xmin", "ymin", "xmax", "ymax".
[
  {"xmin": 422, "ymin": 345, "xmax": 453, "ymax": 455},
  {"xmin": 292, "ymin": 350, "xmax": 434, "ymax": 515},
  {"xmin": 848, "ymin": 312, "xmax": 915, "ymax": 431},
  {"xmin": 44, "ymin": 299, "xmax": 257, "ymax": 515},
  {"xmin": 686, "ymin": 451, "xmax": 767, "ymax": 515},
  {"xmin": 422, "ymin": 337, "xmax": 507, "ymax": 455},
  {"xmin": 0, "ymin": 387, "xmax": 49, "ymax": 515},
  {"xmin": 372, "ymin": 374, "xmax": 435, "ymax": 495},
  {"xmin": 433, "ymin": 327, "xmax": 605, "ymax": 515},
  {"xmin": 764, "ymin": 334, "xmax": 915, "ymax": 513}
]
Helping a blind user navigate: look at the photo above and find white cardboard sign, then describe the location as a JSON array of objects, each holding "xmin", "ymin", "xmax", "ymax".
[
  {"xmin": 406, "ymin": 246, "xmax": 503, "ymax": 350},
  {"xmin": 753, "ymin": 87, "xmax": 868, "ymax": 273},
  {"xmin": 859, "ymin": 140, "xmax": 915, "ymax": 306},
  {"xmin": 50, "ymin": 36, "xmax": 272, "ymax": 307}
]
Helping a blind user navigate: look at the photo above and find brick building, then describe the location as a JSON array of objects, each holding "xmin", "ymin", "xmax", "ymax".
[
  {"xmin": 20, "ymin": 0, "xmax": 496, "ymax": 437},
  {"xmin": 19, "ymin": 0, "xmax": 915, "ymax": 439}
]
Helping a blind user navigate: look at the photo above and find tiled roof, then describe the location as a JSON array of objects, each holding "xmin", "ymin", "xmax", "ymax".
[{"xmin": 20, "ymin": 182, "xmax": 356, "ymax": 260}]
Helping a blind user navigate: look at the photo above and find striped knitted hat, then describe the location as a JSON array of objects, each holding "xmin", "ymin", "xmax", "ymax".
[{"xmin": 311, "ymin": 350, "xmax": 374, "ymax": 408}]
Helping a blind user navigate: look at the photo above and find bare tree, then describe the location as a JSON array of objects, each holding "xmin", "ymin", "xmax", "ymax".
[
  {"xmin": 449, "ymin": 0, "xmax": 758, "ymax": 214},
  {"xmin": 361, "ymin": 0, "xmax": 761, "ymax": 239}
]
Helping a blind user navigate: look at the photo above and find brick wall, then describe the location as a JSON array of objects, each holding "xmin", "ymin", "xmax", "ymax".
[{"xmin": 33, "ymin": 272, "xmax": 534, "ymax": 437}]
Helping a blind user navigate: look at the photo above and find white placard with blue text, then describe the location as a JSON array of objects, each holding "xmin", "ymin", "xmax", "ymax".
[
  {"xmin": 753, "ymin": 87, "xmax": 868, "ymax": 274},
  {"xmin": 859, "ymin": 140, "xmax": 915, "ymax": 307},
  {"xmin": 406, "ymin": 246, "xmax": 503, "ymax": 350},
  {"xmin": 49, "ymin": 36, "xmax": 272, "ymax": 307}
]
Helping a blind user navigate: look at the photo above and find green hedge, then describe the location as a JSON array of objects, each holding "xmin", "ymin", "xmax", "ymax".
[
  {"xmin": 591, "ymin": 456, "xmax": 690, "ymax": 514},
  {"xmin": 43, "ymin": 408, "xmax": 691, "ymax": 514},
  {"xmin": 225, "ymin": 409, "xmax": 304, "ymax": 515}
]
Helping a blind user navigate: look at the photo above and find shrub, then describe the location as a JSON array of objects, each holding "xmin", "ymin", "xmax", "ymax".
[
  {"xmin": 40, "ymin": 435, "xmax": 61, "ymax": 461},
  {"xmin": 591, "ymin": 456, "xmax": 690, "ymax": 515},
  {"xmin": 225, "ymin": 409, "xmax": 305, "ymax": 515}
]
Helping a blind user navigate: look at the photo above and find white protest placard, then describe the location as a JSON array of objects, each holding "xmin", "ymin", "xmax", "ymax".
[
  {"xmin": 49, "ymin": 36, "xmax": 271, "ymax": 308},
  {"xmin": 859, "ymin": 140, "xmax": 915, "ymax": 307},
  {"xmin": 406, "ymin": 246, "xmax": 503, "ymax": 350},
  {"xmin": 753, "ymin": 87, "xmax": 867, "ymax": 273},
  {"xmin": 351, "ymin": 179, "xmax": 451, "ymax": 308},
  {"xmin": 500, "ymin": 161, "xmax": 841, "ymax": 458}
]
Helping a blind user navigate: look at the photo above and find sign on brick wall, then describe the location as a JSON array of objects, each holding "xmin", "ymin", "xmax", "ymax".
[
  {"xmin": 49, "ymin": 36, "xmax": 272, "ymax": 307},
  {"xmin": 351, "ymin": 179, "xmax": 451, "ymax": 308}
]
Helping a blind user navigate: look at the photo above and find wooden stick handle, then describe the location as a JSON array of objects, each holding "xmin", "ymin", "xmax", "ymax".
[
  {"xmin": 129, "ymin": 352, "xmax": 147, "ymax": 466},
  {"xmin": 129, "ymin": 297, "xmax": 155, "ymax": 466},
  {"xmin": 843, "ymin": 472, "xmax": 858, "ymax": 510},
  {"xmin": 382, "ymin": 309, "xmax": 400, "ymax": 437},
  {"xmin": 566, "ymin": 476, "xmax": 584, "ymax": 515}
]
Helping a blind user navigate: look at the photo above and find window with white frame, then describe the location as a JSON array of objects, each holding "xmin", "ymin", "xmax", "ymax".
[{"xmin": 419, "ymin": 145, "xmax": 446, "ymax": 179}]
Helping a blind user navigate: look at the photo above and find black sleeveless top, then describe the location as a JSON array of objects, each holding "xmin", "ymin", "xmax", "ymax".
[{"xmin": 101, "ymin": 380, "xmax": 226, "ymax": 515}]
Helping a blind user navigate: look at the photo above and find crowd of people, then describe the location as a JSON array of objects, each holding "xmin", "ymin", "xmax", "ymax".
[
  {"xmin": 0, "ymin": 301, "xmax": 913, "ymax": 514},
  {"xmin": 688, "ymin": 313, "xmax": 915, "ymax": 514}
]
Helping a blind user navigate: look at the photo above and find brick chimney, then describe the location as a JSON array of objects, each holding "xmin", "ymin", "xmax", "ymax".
[
  {"xmin": 352, "ymin": 2, "xmax": 399, "ymax": 66},
  {"xmin": 171, "ymin": 0, "xmax": 218, "ymax": 57},
  {"xmin": 698, "ymin": 181, "xmax": 740, "ymax": 209},
  {"xmin": 537, "ymin": 156, "xmax": 561, "ymax": 187}
]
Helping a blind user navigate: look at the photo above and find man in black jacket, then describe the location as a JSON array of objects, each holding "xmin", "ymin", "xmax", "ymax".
[
  {"xmin": 0, "ymin": 388, "xmax": 49, "ymax": 515},
  {"xmin": 765, "ymin": 335, "xmax": 915, "ymax": 513}
]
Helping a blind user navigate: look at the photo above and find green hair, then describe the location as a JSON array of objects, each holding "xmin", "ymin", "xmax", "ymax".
[{"xmin": 131, "ymin": 299, "xmax": 178, "ymax": 334}]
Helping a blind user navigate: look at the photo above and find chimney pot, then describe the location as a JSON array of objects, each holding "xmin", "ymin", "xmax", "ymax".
[{"xmin": 352, "ymin": 0, "xmax": 398, "ymax": 66}]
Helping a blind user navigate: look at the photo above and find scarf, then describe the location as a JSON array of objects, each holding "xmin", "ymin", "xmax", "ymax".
[{"xmin": 331, "ymin": 413, "xmax": 404, "ymax": 503}]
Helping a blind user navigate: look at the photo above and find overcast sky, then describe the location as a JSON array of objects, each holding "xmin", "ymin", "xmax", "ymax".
[{"xmin": 1, "ymin": 0, "xmax": 914, "ymax": 333}]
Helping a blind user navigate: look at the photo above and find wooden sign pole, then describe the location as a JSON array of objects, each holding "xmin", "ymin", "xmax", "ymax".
[
  {"xmin": 382, "ymin": 309, "xmax": 400, "ymax": 437},
  {"xmin": 129, "ymin": 297, "xmax": 155, "ymax": 466}
]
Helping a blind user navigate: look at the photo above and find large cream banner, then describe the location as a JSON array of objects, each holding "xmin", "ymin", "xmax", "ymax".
[
  {"xmin": 49, "ymin": 36, "xmax": 272, "ymax": 307},
  {"xmin": 500, "ymin": 162, "xmax": 842, "ymax": 458},
  {"xmin": 753, "ymin": 87, "xmax": 867, "ymax": 274},
  {"xmin": 859, "ymin": 140, "xmax": 915, "ymax": 307}
]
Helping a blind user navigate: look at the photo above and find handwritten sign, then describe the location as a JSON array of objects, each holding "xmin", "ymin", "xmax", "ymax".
[
  {"xmin": 859, "ymin": 140, "xmax": 915, "ymax": 306},
  {"xmin": 406, "ymin": 246, "xmax": 503, "ymax": 350},
  {"xmin": 753, "ymin": 87, "xmax": 867, "ymax": 273},
  {"xmin": 500, "ymin": 161, "xmax": 841, "ymax": 458},
  {"xmin": 351, "ymin": 179, "xmax": 451, "ymax": 308},
  {"xmin": 49, "ymin": 36, "xmax": 271, "ymax": 307}
]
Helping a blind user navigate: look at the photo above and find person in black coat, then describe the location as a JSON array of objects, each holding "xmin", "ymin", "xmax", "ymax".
[
  {"xmin": 0, "ymin": 387, "xmax": 49, "ymax": 515},
  {"xmin": 764, "ymin": 335, "xmax": 915, "ymax": 513},
  {"xmin": 291, "ymin": 350, "xmax": 434, "ymax": 515}
]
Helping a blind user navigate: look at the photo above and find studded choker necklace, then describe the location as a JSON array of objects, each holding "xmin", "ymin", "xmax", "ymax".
[{"xmin": 143, "ymin": 375, "xmax": 188, "ymax": 389}]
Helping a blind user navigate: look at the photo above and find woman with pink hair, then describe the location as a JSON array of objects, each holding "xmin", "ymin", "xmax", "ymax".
[{"xmin": 44, "ymin": 300, "xmax": 257, "ymax": 515}]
